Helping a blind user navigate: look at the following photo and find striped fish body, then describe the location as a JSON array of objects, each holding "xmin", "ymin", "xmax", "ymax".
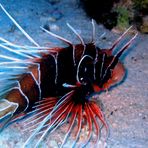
[
  {"xmin": 3, "ymin": 43, "xmax": 104, "ymax": 114},
  {"xmin": 1, "ymin": 44, "xmax": 86, "ymax": 112},
  {"xmin": 3, "ymin": 41, "xmax": 129, "ymax": 121}
]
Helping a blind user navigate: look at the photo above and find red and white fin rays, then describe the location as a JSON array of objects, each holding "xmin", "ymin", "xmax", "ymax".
[
  {"xmin": 109, "ymin": 26, "xmax": 133, "ymax": 53},
  {"xmin": 101, "ymin": 32, "xmax": 138, "ymax": 82},
  {"xmin": 21, "ymin": 90, "xmax": 108, "ymax": 148}
]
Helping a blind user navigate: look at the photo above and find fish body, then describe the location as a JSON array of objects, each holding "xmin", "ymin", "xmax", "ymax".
[{"xmin": 0, "ymin": 4, "xmax": 137, "ymax": 147}]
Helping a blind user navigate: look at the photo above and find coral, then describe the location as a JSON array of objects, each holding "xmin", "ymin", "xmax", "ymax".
[
  {"xmin": 132, "ymin": 0, "xmax": 148, "ymax": 33},
  {"xmin": 115, "ymin": 6, "xmax": 130, "ymax": 30},
  {"xmin": 80, "ymin": 0, "xmax": 148, "ymax": 33},
  {"xmin": 133, "ymin": 0, "xmax": 148, "ymax": 14}
]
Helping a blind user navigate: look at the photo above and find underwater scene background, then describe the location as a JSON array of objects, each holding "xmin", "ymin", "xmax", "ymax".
[{"xmin": 0, "ymin": 0, "xmax": 147, "ymax": 148}]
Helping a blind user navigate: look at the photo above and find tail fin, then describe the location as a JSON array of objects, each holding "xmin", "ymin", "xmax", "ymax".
[{"xmin": 0, "ymin": 99, "xmax": 18, "ymax": 129}]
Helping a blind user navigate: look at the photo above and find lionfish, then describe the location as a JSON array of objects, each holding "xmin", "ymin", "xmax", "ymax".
[{"xmin": 0, "ymin": 3, "xmax": 137, "ymax": 148}]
